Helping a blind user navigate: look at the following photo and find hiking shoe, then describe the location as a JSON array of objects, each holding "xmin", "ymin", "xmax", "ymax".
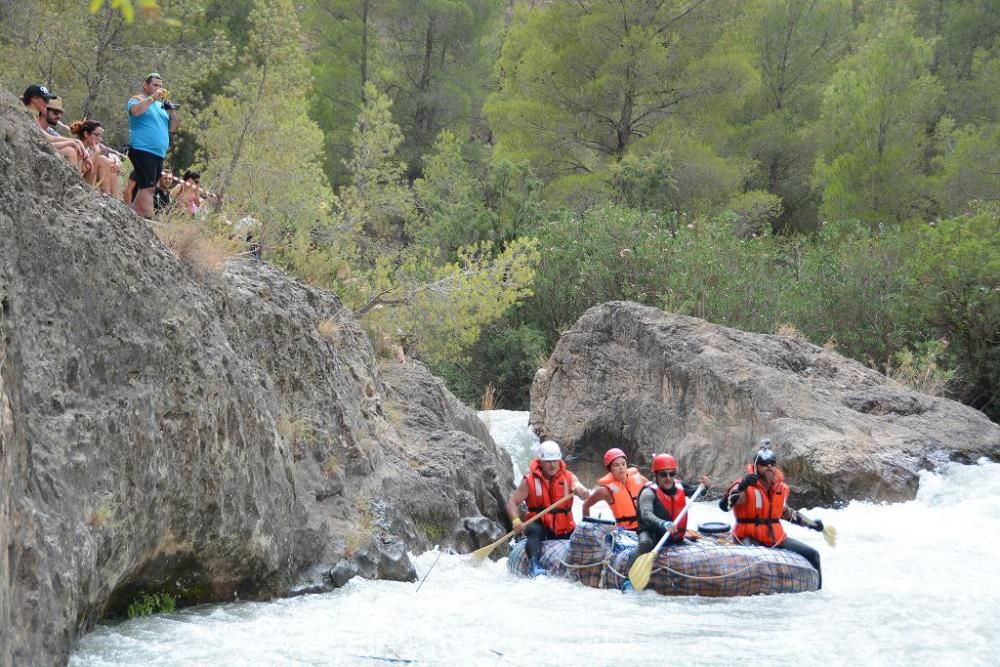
[
  {"xmin": 528, "ymin": 559, "xmax": 547, "ymax": 578},
  {"xmin": 621, "ymin": 579, "xmax": 634, "ymax": 594}
]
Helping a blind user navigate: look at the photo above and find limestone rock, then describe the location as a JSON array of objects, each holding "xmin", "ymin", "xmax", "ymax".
[
  {"xmin": 530, "ymin": 301, "xmax": 1000, "ymax": 506},
  {"xmin": 0, "ymin": 95, "xmax": 514, "ymax": 666}
]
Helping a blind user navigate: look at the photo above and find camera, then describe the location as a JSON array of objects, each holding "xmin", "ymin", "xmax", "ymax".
[{"xmin": 162, "ymin": 100, "xmax": 181, "ymax": 110}]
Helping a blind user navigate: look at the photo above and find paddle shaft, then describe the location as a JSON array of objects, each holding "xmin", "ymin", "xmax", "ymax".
[{"xmin": 472, "ymin": 491, "xmax": 574, "ymax": 561}]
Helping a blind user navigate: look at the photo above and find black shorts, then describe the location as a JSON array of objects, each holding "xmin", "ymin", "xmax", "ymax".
[{"xmin": 128, "ymin": 148, "xmax": 164, "ymax": 189}]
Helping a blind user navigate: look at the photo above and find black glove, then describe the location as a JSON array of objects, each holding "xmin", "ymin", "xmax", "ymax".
[
  {"xmin": 737, "ymin": 474, "xmax": 758, "ymax": 492},
  {"xmin": 811, "ymin": 519, "xmax": 824, "ymax": 532}
]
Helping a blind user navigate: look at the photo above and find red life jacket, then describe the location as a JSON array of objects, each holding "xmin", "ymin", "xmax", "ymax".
[
  {"xmin": 638, "ymin": 481, "xmax": 688, "ymax": 543},
  {"xmin": 524, "ymin": 459, "xmax": 576, "ymax": 538},
  {"xmin": 597, "ymin": 468, "xmax": 647, "ymax": 530},
  {"xmin": 727, "ymin": 464, "xmax": 789, "ymax": 546}
]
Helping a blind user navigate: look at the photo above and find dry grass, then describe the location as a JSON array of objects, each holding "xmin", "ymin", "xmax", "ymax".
[
  {"xmin": 344, "ymin": 490, "xmax": 375, "ymax": 556},
  {"xmin": 382, "ymin": 400, "xmax": 405, "ymax": 428},
  {"xmin": 277, "ymin": 408, "xmax": 316, "ymax": 459},
  {"xmin": 775, "ymin": 322, "xmax": 806, "ymax": 339},
  {"xmin": 155, "ymin": 219, "xmax": 234, "ymax": 272},
  {"xmin": 823, "ymin": 337, "xmax": 838, "ymax": 351},
  {"xmin": 322, "ymin": 454, "xmax": 339, "ymax": 477},
  {"xmin": 884, "ymin": 341, "xmax": 957, "ymax": 397},
  {"xmin": 317, "ymin": 316, "xmax": 342, "ymax": 342},
  {"xmin": 480, "ymin": 383, "xmax": 499, "ymax": 411}
]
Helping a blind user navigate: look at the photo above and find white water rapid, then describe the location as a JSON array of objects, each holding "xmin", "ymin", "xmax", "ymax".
[{"xmin": 71, "ymin": 410, "xmax": 1000, "ymax": 666}]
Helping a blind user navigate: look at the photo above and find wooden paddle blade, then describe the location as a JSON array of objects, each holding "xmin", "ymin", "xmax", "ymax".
[
  {"xmin": 470, "ymin": 530, "xmax": 514, "ymax": 564},
  {"xmin": 628, "ymin": 552, "xmax": 655, "ymax": 591},
  {"xmin": 823, "ymin": 525, "xmax": 837, "ymax": 548}
]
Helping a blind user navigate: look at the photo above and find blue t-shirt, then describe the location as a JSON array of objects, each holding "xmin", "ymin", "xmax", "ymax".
[{"xmin": 127, "ymin": 96, "xmax": 170, "ymax": 158}]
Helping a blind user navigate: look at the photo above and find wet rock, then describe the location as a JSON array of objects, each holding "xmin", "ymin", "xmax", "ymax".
[
  {"xmin": 354, "ymin": 536, "xmax": 417, "ymax": 583},
  {"xmin": 328, "ymin": 560, "xmax": 358, "ymax": 589},
  {"xmin": 454, "ymin": 516, "xmax": 507, "ymax": 555},
  {"xmin": 530, "ymin": 301, "xmax": 1000, "ymax": 506}
]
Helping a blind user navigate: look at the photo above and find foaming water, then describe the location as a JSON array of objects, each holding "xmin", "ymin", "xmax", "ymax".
[{"xmin": 71, "ymin": 411, "xmax": 1000, "ymax": 666}]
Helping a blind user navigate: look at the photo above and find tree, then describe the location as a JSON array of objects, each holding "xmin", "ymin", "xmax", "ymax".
[
  {"xmin": 192, "ymin": 0, "xmax": 333, "ymax": 224},
  {"xmin": 484, "ymin": 0, "xmax": 755, "ymax": 203},
  {"xmin": 813, "ymin": 11, "xmax": 943, "ymax": 225},
  {"xmin": 337, "ymin": 82, "xmax": 412, "ymax": 242},
  {"xmin": 409, "ymin": 130, "xmax": 547, "ymax": 252},
  {"xmin": 377, "ymin": 0, "xmax": 504, "ymax": 175},
  {"xmin": 302, "ymin": 0, "xmax": 378, "ymax": 188},
  {"xmin": 733, "ymin": 0, "xmax": 852, "ymax": 232}
]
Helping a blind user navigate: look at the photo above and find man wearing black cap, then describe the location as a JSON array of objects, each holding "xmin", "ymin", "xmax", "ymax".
[
  {"xmin": 21, "ymin": 84, "xmax": 90, "ymax": 172},
  {"xmin": 126, "ymin": 72, "xmax": 178, "ymax": 218}
]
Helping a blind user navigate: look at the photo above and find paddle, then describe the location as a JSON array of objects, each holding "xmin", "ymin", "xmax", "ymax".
[
  {"xmin": 470, "ymin": 492, "xmax": 574, "ymax": 564},
  {"xmin": 797, "ymin": 509, "xmax": 837, "ymax": 547},
  {"xmin": 627, "ymin": 483, "xmax": 705, "ymax": 591}
]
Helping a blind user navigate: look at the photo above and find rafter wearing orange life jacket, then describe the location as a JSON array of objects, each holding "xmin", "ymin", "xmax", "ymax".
[
  {"xmin": 728, "ymin": 464, "xmax": 789, "ymax": 547},
  {"xmin": 596, "ymin": 468, "xmax": 645, "ymax": 530},
  {"xmin": 639, "ymin": 481, "xmax": 689, "ymax": 544},
  {"xmin": 524, "ymin": 458, "xmax": 576, "ymax": 537}
]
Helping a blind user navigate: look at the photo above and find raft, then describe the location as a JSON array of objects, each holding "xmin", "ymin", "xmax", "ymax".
[{"xmin": 507, "ymin": 519, "xmax": 819, "ymax": 596}]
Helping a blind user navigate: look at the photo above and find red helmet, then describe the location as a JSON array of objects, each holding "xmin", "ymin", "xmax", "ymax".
[
  {"xmin": 603, "ymin": 448, "xmax": 627, "ymax": 469},
  {"xmin": 651, "ymin": 454, "xmax": 678, "ymax": 472}
]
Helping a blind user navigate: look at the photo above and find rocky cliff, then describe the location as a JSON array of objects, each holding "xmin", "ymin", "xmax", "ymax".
[
  {"xmin": 531, "ymin": 301, "xmax": 1000, "ymax": 505},
  {"xmin": 0, "ymin": 95, "xmax": 512, "ymax": 666}
]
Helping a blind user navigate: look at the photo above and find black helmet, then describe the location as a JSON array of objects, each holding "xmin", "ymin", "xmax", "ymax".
[{"xmin": 754, "ymin": 438, "xmax": 777, "ymax": 467}]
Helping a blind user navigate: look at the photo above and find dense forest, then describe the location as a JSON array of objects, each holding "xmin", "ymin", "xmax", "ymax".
[{"xmin": 1, "ymin": 0, "xmax": 997, "ymax": 420}]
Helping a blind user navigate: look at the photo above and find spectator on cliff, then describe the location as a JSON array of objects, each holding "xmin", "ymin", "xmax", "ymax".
[
  {"xmin": 21, "ymin": 86, "xmax": 90, "ymax": 173},
  {"xmin": 69, "ymin": 119, "xmax": 120, "ymax": 197},
  {"xmin": 127, "ymin": 72, "xmax": 178, "ymax": 218},
  {"xmin": 170, "ymin": 170, "xmax": 202, "ymax": 215},
  {"xmin": 154, "ymin": 169, "xmax": 174, "ymax": 212}
]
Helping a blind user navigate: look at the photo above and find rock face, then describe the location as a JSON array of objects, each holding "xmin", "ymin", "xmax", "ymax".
[
  {"xmin": 530, "ymin": 302, "xmax": 1000, "ymax": 506},
  {"xmin": 0, "ymin": 96, "xmax": 513, "ymax": 666}
]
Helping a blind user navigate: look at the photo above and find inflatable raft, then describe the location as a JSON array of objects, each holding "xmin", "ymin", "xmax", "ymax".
[{"xmin": 507, "ymin": 519, "xmax": 819, "ymax": 596}]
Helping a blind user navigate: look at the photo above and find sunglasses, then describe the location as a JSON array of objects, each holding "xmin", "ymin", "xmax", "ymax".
[
  {"xmin": 757, "ymin": 459, "xmax": 777, "ymax": 467},
  {"xmin": 656, "ymin": 470, "xmax": 678, "ymax": 478}
]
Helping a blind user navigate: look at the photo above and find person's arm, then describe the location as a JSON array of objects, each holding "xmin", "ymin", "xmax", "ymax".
[
  {"xmin": 570, "ymin": 473, "xmax": 589, "ymax": 499},
  {"xmin": 719, "ymin": 470, "xmax": 760, "ymax": 511},
  {"xmin": 681, "ymin": 475, "xmax": 711, "ymax": 497},
  {"xmin": 505, "ymin": 478, "xmax": 529, "ymax": 533},
  {"xmin": 129, "ymin": 94, "xmax": 159, "ymax": 117},
  {"xmin": 581, "ymin": 485, "xmax": 612, "ymax": 517},
  {"xmin": 167, "ymin": 108, "xmax": 179, "ymax": 132}
]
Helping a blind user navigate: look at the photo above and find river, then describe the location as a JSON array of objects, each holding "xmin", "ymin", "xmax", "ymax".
[{"xmin": 71, "ymin": 410, "xmax": 1000, "ymax": 666}]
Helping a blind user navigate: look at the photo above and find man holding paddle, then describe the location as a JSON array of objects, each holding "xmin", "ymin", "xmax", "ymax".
[
  {"xmin": 506, "ymin": 440, "xmax": 589, "ymax": 577},
  {"xmin": 719, "ymin": 441, "xmax": 825, "ymax": 588},
  {"xmin": 623, "ymin": 454, "xmax": 711, "ymax": 592}
]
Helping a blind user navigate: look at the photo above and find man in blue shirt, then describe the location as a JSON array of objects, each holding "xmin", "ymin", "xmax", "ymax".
[{"xmin": 127, "ymin": 73, "xmax": 178, "ymax": 218}]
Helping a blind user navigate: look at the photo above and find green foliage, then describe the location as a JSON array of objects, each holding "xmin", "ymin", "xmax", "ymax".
[
  {"xmin": 192, "ymin": 0, "xmax": 333, "ymax": 228},
  {"xmin": 485, "ymin": 0, "xmax": 756, "ymax": 204},
  {"xmin": 900, "ymin": 208, "xmax": 1000, "ymax": 418},
  {"xmin": 410, "ymin": 131, "xmax": 548, "ymax": 251},
  {"xmin": 127, "ymin": 592, "xmax": 176, "ymax": 619},
  {"xmin": 339, "ymin": 82, "xmax": 412, "ymax": 242},
  {"xmin": 727, "ymin": 190, "xmax": 783, "ymax": 238},
  {"xmin": 814, "ymin": 11, "xmax": 943, "ymax": 225},
  {"xmin": 886, "ymin": 339, "xmax": 957, "ymax": 397},
  {"xmin": 360, "ymin": 239, "xmax": 541, "ymax": 364}
]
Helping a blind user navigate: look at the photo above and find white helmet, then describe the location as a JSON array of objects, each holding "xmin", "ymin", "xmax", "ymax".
[{"xmin": 538, "ymin": 440, "xmax": 562, "ymax": 461}]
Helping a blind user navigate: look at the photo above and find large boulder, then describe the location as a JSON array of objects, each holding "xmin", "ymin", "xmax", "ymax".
[
  {"xmin": 0, "ymin": 95, "xmax": 513, "ymax": 666},
  {"xmin": 530, "ymin": 301, "xmax": 1000, "ymax": 506}
]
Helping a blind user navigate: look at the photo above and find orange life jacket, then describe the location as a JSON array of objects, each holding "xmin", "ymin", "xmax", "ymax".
[
  {"xmin": 638, "ymin": 481, "xmax": 688, "ymax": 543},
  {"xmin": 524, "ymin": 459, "xmax": 576, "ymax": 538},
  {"xmin": 597, "ymin": 468, "xmax": 646, "ymax": 530},
  {"xmin": 727, "ymin": 464, "xmax": 789, "ymax": 546}
]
